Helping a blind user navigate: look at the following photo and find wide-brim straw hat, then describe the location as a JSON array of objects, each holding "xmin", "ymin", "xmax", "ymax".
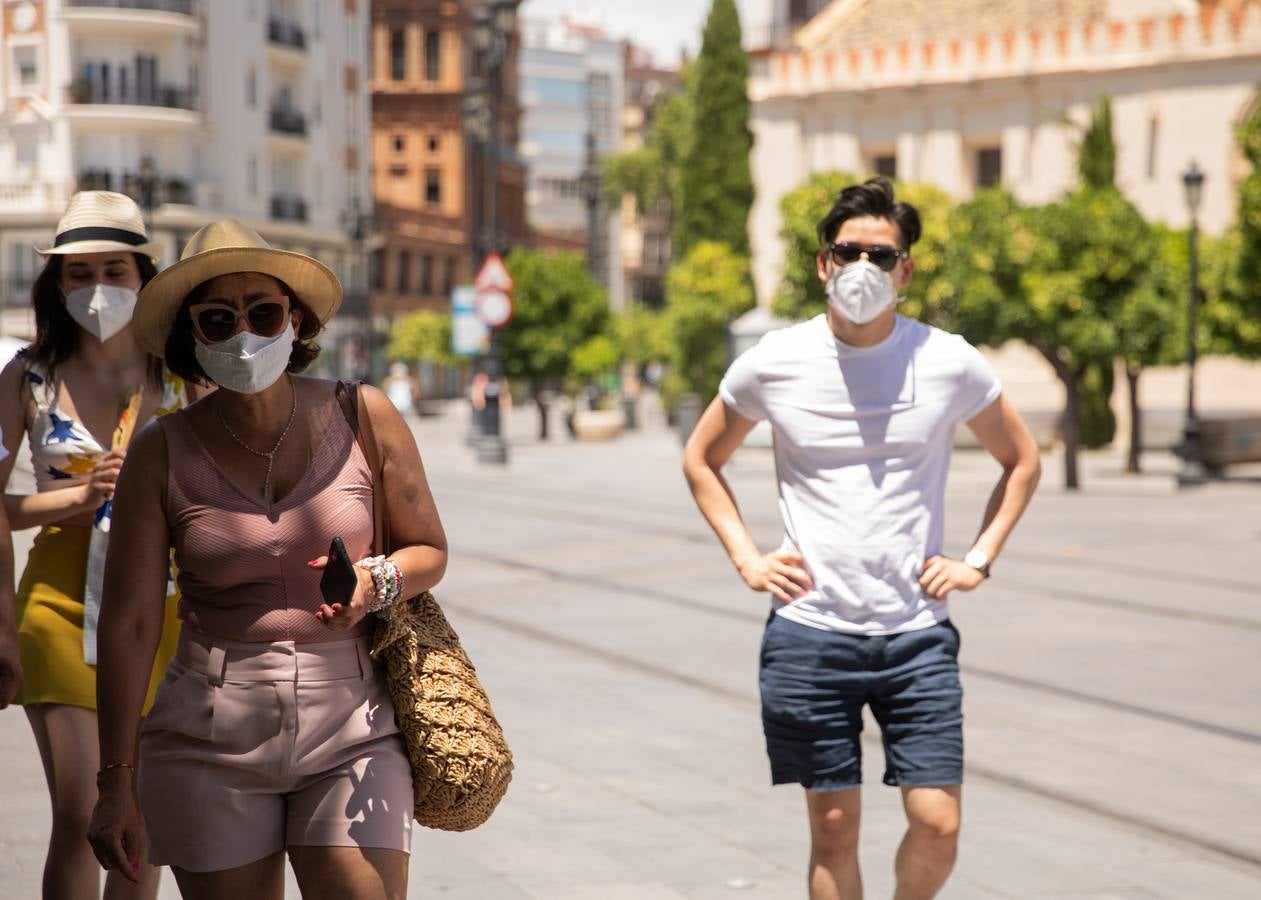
[
  {"xmin": 134, "ymin": 218, "xmax": 342, "ymax": 357},
  {"xmin": 36, "ymin": 190, "xmax": 163, "ymax": 261}
]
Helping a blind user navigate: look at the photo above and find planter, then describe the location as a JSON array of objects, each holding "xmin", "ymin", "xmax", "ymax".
[{"xmin": 572, "ymin": 409, "xmax": 625, "ymax": 441}]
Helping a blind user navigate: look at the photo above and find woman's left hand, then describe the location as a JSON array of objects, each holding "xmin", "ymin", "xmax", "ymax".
[{"xmin": 307, "ymin": 556, "xmax": 375, "ymax": 630}]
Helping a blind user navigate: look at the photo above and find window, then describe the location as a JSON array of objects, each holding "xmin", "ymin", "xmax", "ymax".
[
  {"xmin": 425, "ymin": 169, "xmax": 441, "ymax": 205},
  {"xmin": 393, "ymin": 134, "xmax": 406, "ymax": 152},
  {"xmin": 425, "ymin": 30, "xmax": 440, "ymax": 81},
  {"xmin": 441, "ymin": 257, "xmax": 454, "ymax": 296},
  {"xmin": 390, "ymin": 29, "xmax": 405, "ymax": 81},
  {"xmin": 13, "ymin": 45, "xmax": 39, "ymax": 89},
  {"xmin": 527, "ymin": 77, "xmax": 587, "ymax": 106},
  {"xmin": 427, "ymin": 134, "xmax": 439, "ymax": 153},
  {"xmin": 419, "ymin": 254, "xmax": 433, "ymax": 294},
  {"xmin": 371, "ymin": 249, "xmax": 385, "ymax": 289},
  {"xmin": 246, "ymin": 67, "xmax": 257, "ymax": 108},
  {"xmin": 396, "ymin": 250, "xmax": 411, "ymax": 292},
  {"xmin": 1146, "ymin": 117, "xmax": 1158, "ymax": 180},
  {"xmin": 873, "ymin": 154, "xmax": 897, "ymax": 178},
  {"xmin": 976, "ymin": 147, "xmax": 1002, "ymax": 188},
  {"xmin": 389, "ymin": 165, "xmax": 407, "ymax": 178}
]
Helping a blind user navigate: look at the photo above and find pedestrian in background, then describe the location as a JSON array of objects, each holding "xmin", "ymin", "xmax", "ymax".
[
  {"xmin": 683, "ymin": 178, "xmax": 1041, "ymax": 900},
  {"xmin": 0, "ymin": 191, "xmax": 195, "ymax": 900},
  {"xmin": 88, "ymin": 220, "xmax": 448, "ymax": 899}
]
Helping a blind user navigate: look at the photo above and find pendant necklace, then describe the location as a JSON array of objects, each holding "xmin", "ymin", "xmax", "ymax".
[{"xmin": 215, "ymin": 376, "xmax": 298, "ymax": 503}]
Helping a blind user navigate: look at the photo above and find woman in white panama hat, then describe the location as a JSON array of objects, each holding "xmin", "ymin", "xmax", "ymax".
[
  {"xmin": 0, "ymin": 190, "xmax": 199, "ymax": 900},
  {"xmin": 87, "ymin": 219, "xmax": 448, "ymax": 899}
]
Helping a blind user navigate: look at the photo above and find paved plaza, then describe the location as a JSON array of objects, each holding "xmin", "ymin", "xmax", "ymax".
[{"xmin": 2, "ymin": 403, "xmax": 1260, "ymax": 898}]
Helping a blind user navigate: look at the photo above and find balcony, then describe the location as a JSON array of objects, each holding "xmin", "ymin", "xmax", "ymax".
[
  {"xmin": 61, "ymin": 1, "xmax": 199, "ymax": 38},
  {"xmin": 268, "ymin": 17, "xmax": 307, "ymax": 51},
  {"xmin": 268, "ymin": 106, "xmax": 308, "ymax": 137},
  {"xmin": 77, "ymin": 170, "xmax": 195, "ymax": 207},
  {"xmin": 271, "ymin": 194, "xmax": 309, "ymax": 222},
  {"xmin": 64, "ymin": 79, "xmax": 199, "ymax": 130}
]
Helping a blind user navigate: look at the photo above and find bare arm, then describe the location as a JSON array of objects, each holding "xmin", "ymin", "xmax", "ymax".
[
  {"xmin": 920, "ymin": 394, "xmax": 1042, "ymax": 599},
  {"xmin": 682, "ymin": 396, "xmax": 812, "ymax": 602},
  {"xmin": 0, "ymin": 358, "xmax": 122, "ymax": 530},
  {"xmin": 312, "ymin": 385, "xmax": 448, "ymax": 629},
  {"xmin": 0, "ymin": 495, "xmax": 20, "ymax": 708},
  {"xmin": 89, "ymin": 421, "xmax": 172, "ymax": 878}
]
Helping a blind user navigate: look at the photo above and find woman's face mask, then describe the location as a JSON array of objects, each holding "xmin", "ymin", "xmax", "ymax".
[
  {"xmin": 825, "ymin": 259, "xmax": 899, "ymax": 325},
  {"xmin": 194, "ymin": 322, "xmax": 296, "ymax": 394},
  {"xmin": 64, "ymin": 283, "xmax": 138, "ymax": 342}
]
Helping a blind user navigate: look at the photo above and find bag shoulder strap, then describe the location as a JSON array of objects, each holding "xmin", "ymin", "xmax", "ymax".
[{"xmin": 336, "ymin": 380, "xmax": 390, "ymax": 556}]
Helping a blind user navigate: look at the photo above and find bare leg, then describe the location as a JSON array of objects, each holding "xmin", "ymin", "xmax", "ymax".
[
  {"xmin": 288, "ymin": 846, "xmax": 409, "ymax": 900},
  {"xmin": 805, "ymin": 787, "xmax": 863, "ymax": 900},
  {"xmin": 26, "ymin": 704, "xmax": 161, "ymax": 900},
  {"xmin": 893, "ymin": 785, "xmax": 961, "ymax": 900},
  {"xmin": 171, "ymin": 851, "xmax": 286, "ymax": 900}
]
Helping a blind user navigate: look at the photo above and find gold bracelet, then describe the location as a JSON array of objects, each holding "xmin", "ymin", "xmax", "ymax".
[{"xmin": 97, "ymin": 762, "xmax": 136, "ymax": 777}]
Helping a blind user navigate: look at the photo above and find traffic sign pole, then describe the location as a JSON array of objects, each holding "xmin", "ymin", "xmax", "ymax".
[{"xmin": 473, "ymin": 254, "xmax": 514, "ymax": 465}]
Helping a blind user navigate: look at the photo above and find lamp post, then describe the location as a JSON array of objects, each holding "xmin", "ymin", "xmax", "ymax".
[
  {"xmin": 341, "ymin": 197, "xmax": 374, "ymax": 383},
  {"xmin": 469, "ymin": 0, "xmax": 518, "ymax": 466},
  {"xmin": 1177, "ymin": 161, "xmax": 1207, "ymax": 486},
  {"xmin": 137, "ymin": 156, "xmax": 158, "ymax": 237}
]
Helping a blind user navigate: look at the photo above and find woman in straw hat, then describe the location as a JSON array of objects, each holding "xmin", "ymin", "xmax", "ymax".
[
  {"xmin": 0, "ymin": 190, "xmax": 197, "ymax": 899},
  {"xmin": 87, "ymin": 219, "xmax": 448, "ymax": 898}
]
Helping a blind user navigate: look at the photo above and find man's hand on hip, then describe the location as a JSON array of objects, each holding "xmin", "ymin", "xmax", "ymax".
[
  {"xmin": 919, "ymin": 556, "xmax": 986, "ymax": 600},
  {"xmin": 738, "ymin": 549, "xmax": 813, "ymax": 603}
]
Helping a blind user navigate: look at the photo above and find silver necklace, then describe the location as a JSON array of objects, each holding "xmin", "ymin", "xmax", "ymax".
[{"xmin": 215, "ymin": 376, "xmax": 298, "ymax": 502}]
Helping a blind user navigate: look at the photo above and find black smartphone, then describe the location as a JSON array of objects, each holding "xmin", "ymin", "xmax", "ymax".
[{"xmin": 319, "ymin": 536, "xmax": 357, "ymax": 607}]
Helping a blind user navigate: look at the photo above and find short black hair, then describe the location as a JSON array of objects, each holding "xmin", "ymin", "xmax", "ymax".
[
  {"xmin": 816, "ymin": 177, "xmax": 922, "ymax": 251},
  {"xmin": 163, "ymin": 275, "xmax": 323, "ymax": 387}
]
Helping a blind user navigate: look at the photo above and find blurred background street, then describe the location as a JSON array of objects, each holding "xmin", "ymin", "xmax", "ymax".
[{"xmin": 3, "ymin": 404, "xmax": 1260, "ymax": 898}]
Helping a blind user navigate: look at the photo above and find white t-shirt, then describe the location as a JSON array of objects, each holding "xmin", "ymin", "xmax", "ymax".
[{"xmin": 719, "ymin": 314, "xmax": 1001, "ymax": 635}]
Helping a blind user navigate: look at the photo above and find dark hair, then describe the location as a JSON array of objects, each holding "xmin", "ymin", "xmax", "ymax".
[
  {"xmin": 816, "ymin": 177, "xmax": 922, "ymax": 251},
  {"xmin": 19, "ymin": 253, "xmax": 165, "ymax": 389},
  {"xmin": 163, "ymin": 275, "xmax": 323, "ymax": 387}
]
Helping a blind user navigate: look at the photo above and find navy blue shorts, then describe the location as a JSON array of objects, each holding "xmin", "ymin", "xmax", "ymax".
[{"xmin": 759, "ymin": 614, "xmax": 963, "ymax": 791}]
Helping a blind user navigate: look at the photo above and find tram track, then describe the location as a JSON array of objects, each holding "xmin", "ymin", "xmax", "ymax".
[{"xmin": 443, "ymin": 593, "xmax": 1261, "ymax": 873}]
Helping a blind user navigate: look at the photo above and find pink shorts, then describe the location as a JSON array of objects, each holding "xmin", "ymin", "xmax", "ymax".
[{"xmin": 138, "ymin": 627, "xmax": 414, "ymax": 872}]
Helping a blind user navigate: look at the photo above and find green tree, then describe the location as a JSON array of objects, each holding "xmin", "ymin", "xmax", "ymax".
[
  {"xmin": 499, "ymin": 248, "xmax": 610, "ymax": 439},
  {"xmin": 1078, "ymin": 94, "xmax": 1116, "ymax": 190},
  {"xmin": 386, "ymin": 309, "xmax": 460, "ymax": 369},
  {"xmin": 673, "ymin": 0, "xmax": 753, "ymax": 258},
  {"xmin": 602, "ymin": 66, "xmax": 693, "ymax": 219},
  {"xmin": 1206, "ymin": 95, "xmax": 1261, "ymax": 359},
  {"xmin": 663, "ymin": 241, "xmax": 754, "ymax": 406},
  {"xmin": 770, "ymin": 171, "xmax": 953, "ymax": 325},
  {"xmin": 615, "ymin": 305, "xmax": 672, "ymax": 374}
]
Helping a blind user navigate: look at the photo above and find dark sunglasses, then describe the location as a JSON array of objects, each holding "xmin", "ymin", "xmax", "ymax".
[
  {"xmin": 189, "ymin": 296, "xmax": 291, "ymax": 344},
  {"xmin": 825, "ymin": 242, "xmax": 908, "ymax": 272}
]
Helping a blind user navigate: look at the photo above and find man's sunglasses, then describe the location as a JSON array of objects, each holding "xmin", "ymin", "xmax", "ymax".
[
  {"xmin": 189, "ymin": 296, "xmax": 291, "ymax": 344},
  {"xmin": 825, "ymin": 242, "xmax": 908, "ymax": 272}
]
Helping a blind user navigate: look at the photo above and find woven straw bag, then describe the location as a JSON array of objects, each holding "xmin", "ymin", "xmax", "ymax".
[{"xmin": 337, "ymin": 382, "xmax": 513, "ymax": 831}]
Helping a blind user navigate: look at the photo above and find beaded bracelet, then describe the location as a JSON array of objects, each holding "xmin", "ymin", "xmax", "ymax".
[{"xmin": 355, "ymin": 556, "xmax": 405, "ymax": 613}]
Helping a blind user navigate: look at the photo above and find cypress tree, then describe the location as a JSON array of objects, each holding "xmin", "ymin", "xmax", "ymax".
[
  {"xmin": 673, "ymin": 0, "xmax": 753, "ymax": 258},
  {"xmin": 1079, "ymin": 94, "xmax": 1116, "ymax": 189}
]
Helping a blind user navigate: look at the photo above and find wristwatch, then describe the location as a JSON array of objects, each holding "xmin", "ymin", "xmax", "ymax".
[{"xmin": 963, "ymin": 548, "xmax": 991, "ymax": 578}]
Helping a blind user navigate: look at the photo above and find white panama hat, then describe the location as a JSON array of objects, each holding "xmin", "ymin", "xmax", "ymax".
[{"xmin": 36, "ymin": 190, "xmax": 163, "ymax": 262}]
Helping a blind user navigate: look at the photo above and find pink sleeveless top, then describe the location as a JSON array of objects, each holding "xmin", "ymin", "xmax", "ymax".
[{"xmin": 159, "ymin": 407, "xmax": 374, "ymax": 643}]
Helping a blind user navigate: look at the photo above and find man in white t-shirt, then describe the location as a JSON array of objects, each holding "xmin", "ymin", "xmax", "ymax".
[
  {"xmin": 683, "ymin": 178, "xmax": 1041, "ymax": 900},
  {"xmin": 0, "ymin": 425, "xmax": 20, "ymax": 708}
]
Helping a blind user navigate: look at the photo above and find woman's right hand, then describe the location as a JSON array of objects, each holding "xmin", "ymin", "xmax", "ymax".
[
  {"xmin": 83, "ymin": 450, "xmax": 126, "ymax": 506},
  {"xmin": 737, "ymin": 549, "xmax": 814, "ymax": 603},
  {"xmin": 88, "ymin": 772, "xmax": 145, "ymax": 883}
]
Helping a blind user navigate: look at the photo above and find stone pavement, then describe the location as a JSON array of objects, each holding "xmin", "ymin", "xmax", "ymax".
[{"xmin": 2, "ymin": 403, "xmax": 1260, "ymax": 898}]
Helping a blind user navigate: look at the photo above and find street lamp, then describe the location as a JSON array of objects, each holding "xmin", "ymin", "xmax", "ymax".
[
  {"xmin": 1177, "ymin": 161, "xmax": 1207, "ymax": 486},
  {"xmin": 137, "ymin": 156, "xmax": 158, "ymax": 234},
  {"xmin": 341, "ymin": 197, "xmax": 374, "ymax": 383},
  {"xmin": 469, "ymin": 0, "xmax": 518, "ymax": 466}
]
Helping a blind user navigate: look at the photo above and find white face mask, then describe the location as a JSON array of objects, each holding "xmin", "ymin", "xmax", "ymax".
[
  {"xmin": 64, "ymin": 283, "xmax": 138, "ymax": 342},
  {"xmin": 194, "ymin": 321, "xmax": 295, "ymax": 394},
  {"xmin": 825, "ymin": 259, "xmax": 899, "ymax": 325}
]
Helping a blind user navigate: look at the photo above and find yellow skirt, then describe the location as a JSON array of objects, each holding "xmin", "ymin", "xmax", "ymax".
[{"xmin": 15, "ymin": 525, "xmax": 180, "ymax": 714}]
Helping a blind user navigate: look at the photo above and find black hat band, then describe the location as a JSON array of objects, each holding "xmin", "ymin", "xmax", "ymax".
[{"xmin": 54, "ymin": 226, "xmax": 148, "ymax": 247}]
